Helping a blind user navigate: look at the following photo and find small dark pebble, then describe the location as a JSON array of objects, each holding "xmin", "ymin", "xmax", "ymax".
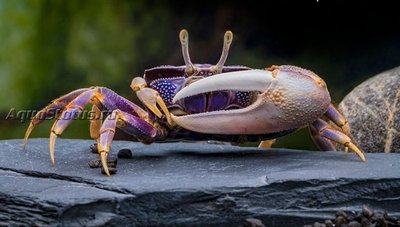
[
  {"xmin": 360, "ymin": 216, "xmax": 371, "ymax": 226},
  {"xmin": 348, "ymin": 221, "xmax": 361, "ymax": 227},
  {"xmin": 87, "ymin": 157, "xmax": 118, "ymax": 168},
  {"xmin": 337, "ymin": 210, "xmax": 349, "ymax": 219},
  {"xmin": 362, "ymin": 206, "xmax": 374, "ymax": 218},
  {"xmin": 242, "ymin": 218, "xmax": 265, "ymax": 227},
  {"xmin": 303, "ymin": 222, "xmax": 325, "ymax": 227},
  {"xmin": 88, "ymin": 159, "xmax": 101, "ymax": 168},
  {"xmin": 335, "ymin": 215, "xmax": 348, "ymax": 226},
  {"xmin": 304, "ymin": 206, "xmax": 399, "ymax": 227},
  {"xmin": 118, "ymin": 148, "xmax": 133, "ymax": 159},
  {"xmin": 108, "ymin": 157, "xmax": 118, "ymax": 167},
  {"xmin": 325, "ymin": 220, "xmax": 334, "ymax": 227},
  {"xmin": 90, "ymin": 143, "xmax": 98, "ymax": 153},
  {"xmin": 312, "ymin": 222, "xmax": 325, "ymax": 227}
]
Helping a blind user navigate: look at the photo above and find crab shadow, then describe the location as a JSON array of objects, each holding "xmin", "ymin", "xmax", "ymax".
[{"xmin": 112, "ymin": 141, "xmax": 356, "ymax": 164}]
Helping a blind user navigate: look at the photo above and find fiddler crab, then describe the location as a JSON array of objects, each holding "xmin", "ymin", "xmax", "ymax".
[{"xmin": 23, "ymin": 29, "xmax": 366, "ymax": 176}]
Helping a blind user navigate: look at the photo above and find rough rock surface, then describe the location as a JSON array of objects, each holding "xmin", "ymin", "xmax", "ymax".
[
  {"xmin": 339, "ymin": 66, "xmax": 400, "ymax": 153},
  {"xmin": 0, "ymin": 139, "xmax": 399, "ymax": 226}
]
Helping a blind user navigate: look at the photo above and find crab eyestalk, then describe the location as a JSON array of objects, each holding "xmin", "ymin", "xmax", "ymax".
[
  {"xmin": 179, "ymin": 29, "xmax": 197, "ymax": 75},
  {"xmin": 211, "ymin": 31, "xmax": 233, "ymax": 74}
]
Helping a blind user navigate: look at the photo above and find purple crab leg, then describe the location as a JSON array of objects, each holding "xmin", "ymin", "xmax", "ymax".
[
  {"xmin": 311, "ymin": 119, "xmax": 366, "ymax": 161},
  {"xmin": 98, "ymin": 109, "xmax": 166, "ymax": 176},
  {"xmin": 309, "ymin": 124, "xmax": 336, "ymax": 151},
  {"xmin": 324, "ymin": 103, "xmax": 350, "ymax": 135},
  {"xmin": 23, "ymin": 88, "xmax": 90, "ymax": 147},
  {"xmin": 90, "ymin": 105, "xmax": 102, "ymax": 141},
  {"xmin": 25, "ymin": 86, "xmax": 155, "ymax": 168},
  {"xmin": 49, "ymin": 89, "xmax": 98, "ymax": 165}
]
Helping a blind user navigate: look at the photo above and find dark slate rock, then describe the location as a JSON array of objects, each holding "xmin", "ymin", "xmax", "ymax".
[
  {"xmin": 338, "ymin": 66, "xmax": 400, "ymax": 153},
  {"xmin": 0, "ymin": 139, "xmax": 399, "ymax": 226}
]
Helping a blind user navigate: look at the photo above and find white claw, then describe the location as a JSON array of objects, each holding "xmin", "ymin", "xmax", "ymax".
[
  {"xmin": 172, "ymin": 69, "xmax": 273, "ymax": 103},
  {"xmin": 171, "ymin": 67, "xmax": 331, "ymax": 135}
]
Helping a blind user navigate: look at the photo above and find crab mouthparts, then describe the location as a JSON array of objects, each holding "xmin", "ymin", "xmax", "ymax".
[{"xmin": 171, "ymin": 70, "xmax": 276, "ymax": 134}]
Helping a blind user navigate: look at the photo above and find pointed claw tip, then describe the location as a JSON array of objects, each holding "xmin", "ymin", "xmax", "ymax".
[
  {"xmin": 50, "ymin": 153, "xmax": 56, "ymax": 166},
  {"xmin": 23, "ymin": 122, "xmax": 34, "ymax": 149},
  {"xmin": 360, "ymin": 154, "xmax": 367, "ymax": 162},
  {"xmin": 347, "ymin": 143, "xmax": 366, "ymax": 162},
  {"xmin": 49, "ymin": 132, "xmax": 57, "ymax": 167},
  {"xmin": 22, "ymin": 141, "xmax": 27, "ymax": 150},
  {"xmin": 100, "ymin": 152, "xmax": 111, "ymax": 176}
]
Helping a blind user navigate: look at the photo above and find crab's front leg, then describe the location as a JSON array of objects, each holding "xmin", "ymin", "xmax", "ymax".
[
  {"xmin": 97, "ymin": 109, "xmax": 165, "ymax": 175},
  {"xmin": 24, "ymin": 87, "xmax": 167, "ymax": 176}
]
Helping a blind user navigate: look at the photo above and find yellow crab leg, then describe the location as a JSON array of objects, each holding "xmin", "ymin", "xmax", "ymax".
[
  {"xmin": 90, "ymin": 105, "xmax": 103, "ymax": 141},
  {"xmin": 131, "ymin": 77, "xmax": 174, "ymax": 126},
  {"xmin": 258, "ymin": 139, "xmax": 276, "ymax": 149}
]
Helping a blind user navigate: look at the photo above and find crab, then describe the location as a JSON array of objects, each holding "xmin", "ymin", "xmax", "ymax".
[{"xmin": 23, "ymin": 29, "xmax": 366, "ymax": 176}]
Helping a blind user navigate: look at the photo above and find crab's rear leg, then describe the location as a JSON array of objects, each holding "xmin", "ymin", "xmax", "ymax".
[
  {"xmin": 49, "ymin": 89, "xmax": 100, "ymax": 165},
  {"xmin": 311, "ymin": 118, "xmax": 366, "ymax": 161},
  {"xmin": 98, "ymin": 109, "xmax": 165, "ymax": 176},
  {"xmin": 324, "ymin": 103, "xmax": 353, "ymax": 152},
  {"xmin": 309, "ymin": 103, "xmax": 356, "ymax": 153},
  {"xmin": 23, "ymin": 88, "xmax": 90, "ymax": 148},
  {"xmin": 309, "ymin": 124, "xmax": 337, "ymax": 151},
  {"xmin": 324, "ymin": 103, "xmax": 351, "ymax": 135}
]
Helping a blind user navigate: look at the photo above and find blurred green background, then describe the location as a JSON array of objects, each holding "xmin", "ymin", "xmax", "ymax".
[{"xmin": 1, "ymin": 0, "xmax": 399, "ymax": 150}]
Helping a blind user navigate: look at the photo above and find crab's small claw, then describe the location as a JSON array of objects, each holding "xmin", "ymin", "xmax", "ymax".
[{"xmin": 172, "ymin": 66, "xmax": 331, "ymax": 135}]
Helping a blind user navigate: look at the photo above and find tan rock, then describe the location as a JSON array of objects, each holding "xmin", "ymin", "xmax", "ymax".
[{"xmin": 339, "ymin": 66, "xmax": 400, "ymax": 153}]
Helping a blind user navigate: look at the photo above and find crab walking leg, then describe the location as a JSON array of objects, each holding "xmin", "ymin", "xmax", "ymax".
[
  {"xmin": 258, "ymin": 139, "xmax": 276, "ymax": 148},
  {"xmin": 97, "ymin": 109, "xmax": 166, "ymax": 176},
  {"xmin": 49, "ymin": 89, "xmax": 99, "ymax": 165},
  {"xmin": 311, "ymin": 119, "xmax": 366, "ymax": 161},
  {"xmin": 25, "ymin": 86, "xmax": 153, "ymax": 167},
  {"xmin": 23, "ymin": 88, "xmax": 90, "ymax": 148},
  {"xmin": 89, "ymin": 105, "xmax": 103, "ymax": 141},
  {"xmin": 324, "ymin": 103, "xmax": 350, "ymax": 135},
  {"xmin": 309, "ymin": 124, "xmax": 337, "ymax": 151}
]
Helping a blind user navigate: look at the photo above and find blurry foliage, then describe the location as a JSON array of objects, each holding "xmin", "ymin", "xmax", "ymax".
[
  {"xmin": 0, "ymin": 0, "xmax": 174, "ymax": 110},
  {"xmin": 0, "ymin": 0, "xmax": 175, "ymax": 139},
  {"xmin": 0, "ymin": 0, "xmax": 399, "ymax": 150}
]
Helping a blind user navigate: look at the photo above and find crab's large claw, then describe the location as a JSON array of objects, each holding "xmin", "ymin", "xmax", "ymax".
[{"xmin": 171, "ymin": 65, "xmax": 331, "ymax": 135}]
